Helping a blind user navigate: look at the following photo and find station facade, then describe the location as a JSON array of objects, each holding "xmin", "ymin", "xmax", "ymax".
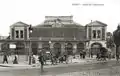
[{"xmin": 2, "ymin": 16, "xmax": 107, "ymax": 55}]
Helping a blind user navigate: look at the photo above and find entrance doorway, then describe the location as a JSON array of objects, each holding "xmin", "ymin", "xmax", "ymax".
[
  {"xmin": 42, "ymin": 43, "xmax": 50, "ymax": 53},
  {"xmin": 15, "ymin": 42, "xmax": 25, "ymax": 55},
  {"xmin": 31, "ymin": 43, "xmax": 38, "ymax": 55},
  {"xmin": 77, "ymin": 43, "xmax": 84, "ymax": 53},
  {"xmin": 91, "ymin": 43, "xmax": 102, "ymax": 55},
  {"xmin": 65, "ymin": 43, "xmax": 73, "ymax": 55},
  {"xmin": 53, "ymin": 43, "xmax": 61, "ymax": 57}
]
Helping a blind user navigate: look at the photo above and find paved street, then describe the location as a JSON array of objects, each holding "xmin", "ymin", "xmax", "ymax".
[{"xmin": 0, "ymin": 60, "xmax": 120, "ymax": 76}]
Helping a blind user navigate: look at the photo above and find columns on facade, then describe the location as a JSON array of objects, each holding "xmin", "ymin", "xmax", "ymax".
[
  {"xmin": 61, "ymin": 43, "xmax": 65, "ymax": 54},
  {"xmin": 49, "ymin": 42, "xmax": 53, "ymax": 48},
  {"xmin": 73, "ymin": 43, "xmax": 77, "ymax": 55},
  {"xmin": 38, "ymin": 42, "xmax": 42, "ymax": 50},
  {"xmin": 49, "ymin": 42, "xmax": 53, "ymax": 52},
  {"xmin": 24, "ymin": 42, "xmax": 30, "ymax": 61}
]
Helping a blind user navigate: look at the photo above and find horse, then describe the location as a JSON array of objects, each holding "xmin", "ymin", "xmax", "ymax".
[{"xmin": 58, "ymin": 55, "xmax": 67, "ymax": 64}]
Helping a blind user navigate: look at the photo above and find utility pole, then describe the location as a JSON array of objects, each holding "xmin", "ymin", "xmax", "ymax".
[{"xmin": 28, "ymin": 24, "xmax": 33, "ymax": 65}]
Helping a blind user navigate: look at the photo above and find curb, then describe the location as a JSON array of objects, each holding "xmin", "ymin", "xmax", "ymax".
[
  {"xmin": 0, "ymin": 59, "xmax": 116, "ymax": 69},
  {"xmin": 0, "ymin": 65, "xmax": 12, "ymax": 67}
]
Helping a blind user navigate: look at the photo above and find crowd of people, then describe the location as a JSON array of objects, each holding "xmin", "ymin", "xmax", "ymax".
[
  {"xmin": 0, "ymin": 47, "xmax": 117, "ymax": 72},
  {"xmin": 1, "ymin": 47, "xmax": 116, "ymax": 65},
  {"xmin": 2, "ymin": 54, "xmax": 18, "ymax": 64}
]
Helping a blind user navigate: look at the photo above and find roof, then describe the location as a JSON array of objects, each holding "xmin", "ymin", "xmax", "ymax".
[
  {"xmin": 35, "ymin": 23, "xmax": 83, "ymax": 28},
  {"xmin": 30, "ymin": 16, "xmax": 86, "ymax": 41},
  {"xmin": 86, "ymin": 20, "xmax": 107, "ymax": 27},
  {"xmin": 10, "ymin": 21, "xmax": 29, "ymax": 27},
  {"xmin": 30, "ymin": 26, "xmax": 86, "ymax": 41},
  {"xmin": 34, "ymin": 16, "xmax": 83, "ymax": 28}
]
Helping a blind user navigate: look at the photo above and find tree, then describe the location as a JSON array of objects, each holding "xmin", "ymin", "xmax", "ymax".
[
  {"xmin": 106, "ymin": 32, "xmax": 114, "ymax": 49},
  {"xmin": 113, "ymin": 24, "xmax": 120, "ymax": 61}
]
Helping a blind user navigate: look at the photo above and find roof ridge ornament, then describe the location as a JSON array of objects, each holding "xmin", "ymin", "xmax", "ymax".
[{"xmin": 52, "ymin": 18, "xmax": 63, "ymax": 27}]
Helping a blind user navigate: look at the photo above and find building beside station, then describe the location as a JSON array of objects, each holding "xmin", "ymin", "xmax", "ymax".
[{"xmin": 1, "ymin": 16, "xmax": 107, "ymax": 56}]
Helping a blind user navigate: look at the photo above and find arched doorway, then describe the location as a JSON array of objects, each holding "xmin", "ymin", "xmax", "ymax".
[
  {"xmin": 65, "ymin": 43, "xmax": 73, "ymax": 55},
  {"xmin": 42, "ymin": 43, "xmax": 50, "ymax": 53},
  {"xmin": 91, "ymin": 43, "xmax": 102, "ymax": 55},
  {"xmin": 53, "ymin": 43, "xmax": 61, "ymax": 57},
  {"xmin": 31, "ymin": 43, "xmax": 38, "ymax": 55},
  {"xmin": 77, "ymin": 43, "xmax": 84, "ymax": 53}
]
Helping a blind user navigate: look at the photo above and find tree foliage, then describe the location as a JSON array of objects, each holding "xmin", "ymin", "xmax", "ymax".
[{"xmin": 113, "ymin": 25, "xmax": 120, "ymax": 46}]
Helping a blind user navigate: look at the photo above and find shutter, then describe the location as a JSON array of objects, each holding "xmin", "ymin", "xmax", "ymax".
[
  {"xmin": 102, "ymin": 27, "xmax": 105, "ymax": 40},
  {"xmin": 88, "ymin": 27, "xmax": 91, "ymax": 39},
  {"xmin": 11, "ymin": 28, "xmax": 14, "ymax": 40},
  {"xmin": 24, "ymin": 27, "xmax": 27, "ymax": 40}
]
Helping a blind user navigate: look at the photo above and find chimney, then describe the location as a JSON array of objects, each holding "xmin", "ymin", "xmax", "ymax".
[{"xmin": 91, "ymin": 20, "xmax": 92, "ymax": 23}]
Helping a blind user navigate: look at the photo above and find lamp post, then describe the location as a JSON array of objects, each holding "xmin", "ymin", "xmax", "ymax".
[{"xmin": 28, "ymin": 25, "xmax": 33, "ymax": 65}]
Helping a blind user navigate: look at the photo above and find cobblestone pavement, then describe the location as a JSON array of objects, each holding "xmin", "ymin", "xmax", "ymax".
[
  {"xmin": 0, "ymin": 55, "xmax": 119, "ymax": 76},
  {"xmin": 40, "ymin": 66, "xmax": 120, "ymax": 76},
  {"xmin": 54, "ymin": 66, "xmax": 120, "ymax": 76},
  {"xmin": 0, "ymin": 60, "xmax": 119, "ymax": 76}
]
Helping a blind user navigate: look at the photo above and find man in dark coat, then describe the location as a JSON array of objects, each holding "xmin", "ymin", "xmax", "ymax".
[
  {"xmin": 116, "ymin": 53, "xmax": 119, "ymax": 62},
  {"xmin": 38, "ymin": 53, "xmax": 44, "ymax": 72},
  {"xmin": 13, "ymin": 55, "xmax": 18, "ymax": 64},
  {"xmin": 3, "ymin": 54, "xmax": 8, "ymax": 64}
]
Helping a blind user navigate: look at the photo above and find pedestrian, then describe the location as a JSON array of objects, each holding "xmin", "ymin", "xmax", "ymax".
[
  {"xmin": 108, "ymin": 52, "xmax": 112, "ymax": 60},
  {"xmin": 2, "ymin": 54, "xmax": 8, "ymax": 64},
  {"xmin": 13, "ymin": 55, "xmax": 18, "ymax": 64},
  {"xmin": 91, "ymin": 52, "xmax": 93, "ymax": 58},
  {"xmin": 32, "ymin": 55, "xmax": 36, "ymax": 64},
  {"xmin": 53, "ymin": 55, "xmax": 57, "ymax": 65},
  {"xmin": 43, "ymin": 54, "xmax": 47, "ymax": 65},
  {"xmin": 80, "ymin": 51, "xmax": 83, "ymax": 59},
  {"xmin": 64, "ymin": 54, "xmax": 68, "ymax": 64},
  {"xmin": 116, "ymin": 53, "xmax": 119, "ymax": 62},
  {"xmin": 51, "ymin": 55, "xmax": 54, "ymax": 65},
  {"xmin": 83, "ymin": 51, "xmax": 86, "ymax": 59},
  {"xmin": 96, "ymin": 52, "xmax": 100, "ymax": 61},
  {"xmin": 38, "ymin": 53, "xmax": 44, "ymax": 72}
]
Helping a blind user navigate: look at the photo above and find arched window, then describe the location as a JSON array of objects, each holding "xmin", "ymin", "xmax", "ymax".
[{"xmin": 77, "ymin": 43, "xmax": 84, "ymax": 52}]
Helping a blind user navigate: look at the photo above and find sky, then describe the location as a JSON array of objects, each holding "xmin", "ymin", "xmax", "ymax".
[{"xmin": 0, "ymin": 0, "xmax": 120, "ymax": 36}]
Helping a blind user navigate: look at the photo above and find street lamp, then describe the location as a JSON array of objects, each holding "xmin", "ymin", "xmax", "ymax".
[{"xmin": 28, "ymin": 24, "xmax": 33, "ymax": 65}]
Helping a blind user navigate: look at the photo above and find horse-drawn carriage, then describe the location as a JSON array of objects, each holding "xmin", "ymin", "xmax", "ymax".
[{"xmin": 96, "ymin": 47, "xmax": 108, "ymax": 61}]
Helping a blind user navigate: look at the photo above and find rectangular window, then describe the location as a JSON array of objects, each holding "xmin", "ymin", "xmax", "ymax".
[
  {"xmin": 15, "ymin": 30, "xmax": 19, "ymax": 38},
  {"xmin": 20, "ymin": 30, "xmax": 24, "ymax": 38},
  {"xmin": 93, "ymin": 30, "xmax": 96, "ymax": 38},
  {"xmin": 97, "ymin": 30, "xmax": 101, "ymax": 38}
]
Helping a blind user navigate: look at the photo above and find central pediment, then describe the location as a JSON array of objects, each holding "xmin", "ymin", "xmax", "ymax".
[{"xmin": 86, "ymin": 20, "xmax": 107, "ymax": 27}]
